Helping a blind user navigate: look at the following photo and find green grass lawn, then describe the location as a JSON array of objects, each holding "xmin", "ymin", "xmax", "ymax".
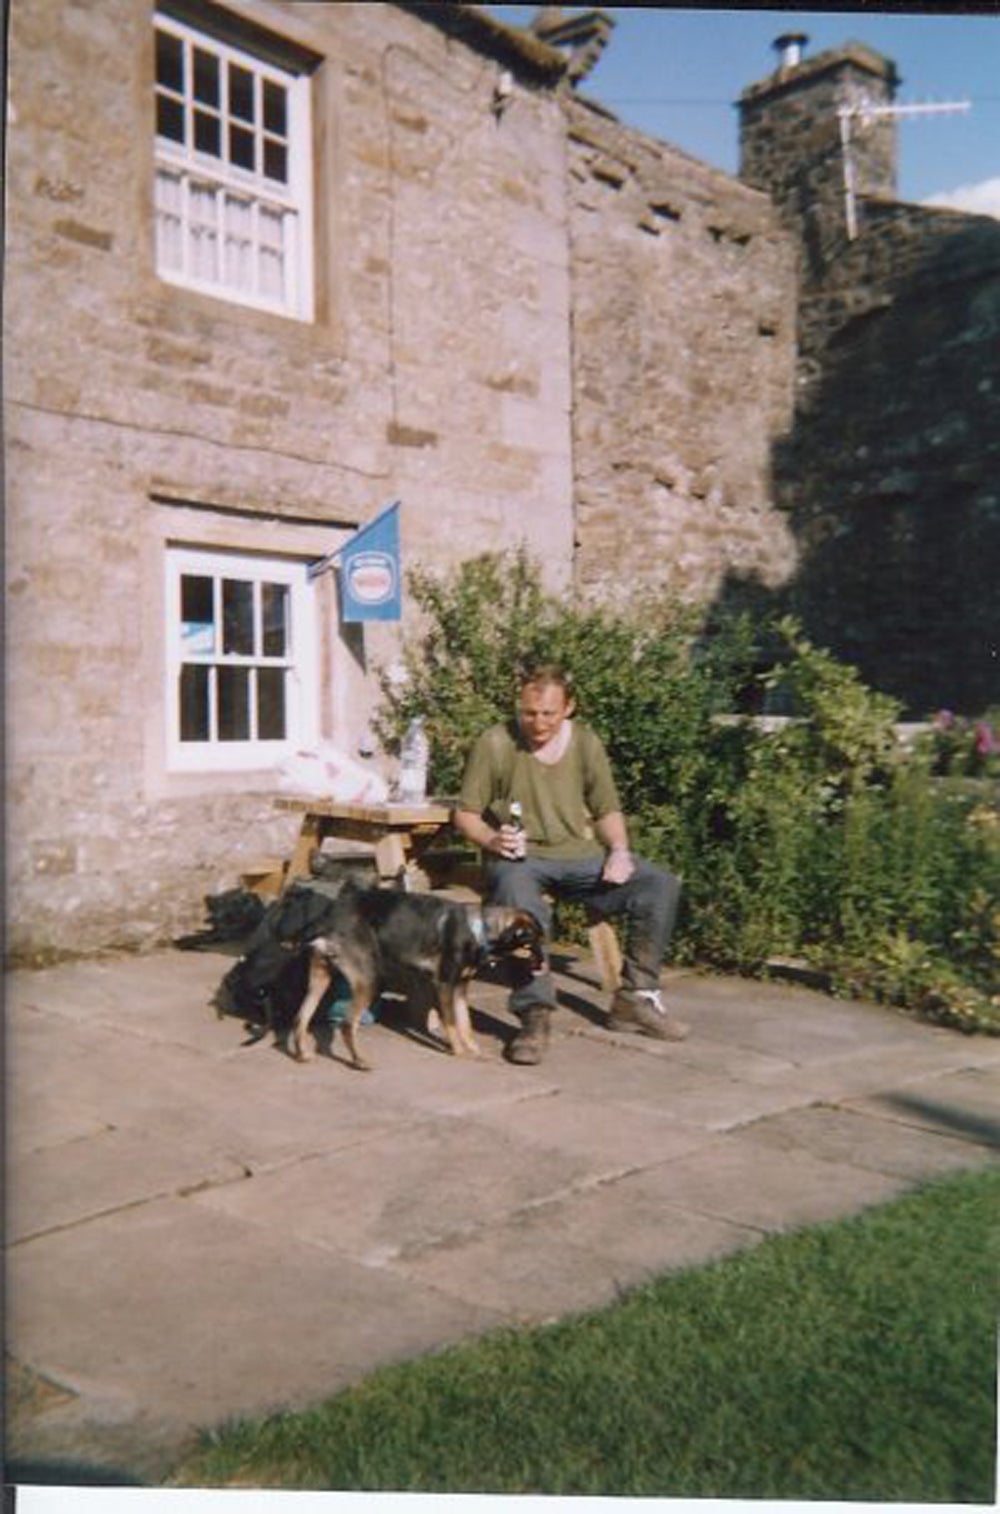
[{"xmin": 172, "ymin": 1166, "xmax": 999, "ymax": 1500}]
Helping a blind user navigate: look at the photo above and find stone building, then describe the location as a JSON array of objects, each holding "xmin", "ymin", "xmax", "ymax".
[
  {"xmin": 738, "ymin": 36, "xmax": 1000, "ymax": 716},
  {"xmin": 4, "ymin": 2, "xmax": 997, "ymax": 958}
]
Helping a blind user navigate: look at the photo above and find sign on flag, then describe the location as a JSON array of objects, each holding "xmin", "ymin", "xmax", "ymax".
[{"xmin": 309, "ymin": 500, "xmax": 402, "ymax": 622}]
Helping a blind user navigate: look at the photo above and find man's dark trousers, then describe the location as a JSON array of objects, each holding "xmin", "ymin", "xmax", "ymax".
[{"xmin": 484, "ymin": 853, "xmax": 681, "ymax": 1015}]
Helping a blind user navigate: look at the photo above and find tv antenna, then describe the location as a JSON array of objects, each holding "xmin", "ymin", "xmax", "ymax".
[{"xmin": 837, "ymin": 97, "xmax": 971, "ymax": 240}]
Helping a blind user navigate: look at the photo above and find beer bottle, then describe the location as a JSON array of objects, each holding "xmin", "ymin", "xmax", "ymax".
[{"xmin": 509, "ymin": 800, "xmax": 526, "ymax": 860}]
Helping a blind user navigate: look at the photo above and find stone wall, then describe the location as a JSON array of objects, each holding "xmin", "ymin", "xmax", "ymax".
[
  {"xmin": 774, "ymin": 201, "xmax": 1000, "ymax": 714},
  {"xmin": 5, "ymin": 0, "xmax": 577, "ymax": 957},
  {"xmin": 565, "ymin": 99, "xmax": 800, "ymax": 605}
]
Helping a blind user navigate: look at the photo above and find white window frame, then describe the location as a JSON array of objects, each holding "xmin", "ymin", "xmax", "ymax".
[
  {"xmin": 154, "ymin": 9, "xmax": 314, "ymax": 320},
  {"xmin": 165, "ymin": 546, "xmax": 318, "ymax": 772}
]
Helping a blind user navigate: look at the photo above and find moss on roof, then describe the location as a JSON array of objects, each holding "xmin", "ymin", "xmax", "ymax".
[
  {"xmin": 740, "ymin": 40, "xmax": 900, "ymax": 105},
  {"xmin": 394, "ymin": 2, "xmax": 569, "ymax": 84}
]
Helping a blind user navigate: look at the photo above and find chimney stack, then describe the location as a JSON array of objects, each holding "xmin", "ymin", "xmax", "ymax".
[
  {"xmin": 739, "ymin": 39, "xmax": 900, "ymax": 270},
  {"xmin": 530, "ymin": 7, "xmax": 614, "ymax": 84},
  {"xmin": 773, "ymin": 32, "xmax": 808, "ymax": 71}
]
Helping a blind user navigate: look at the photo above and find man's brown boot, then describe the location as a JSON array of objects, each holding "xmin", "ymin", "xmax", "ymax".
[
  {"xmin": 506, "ymin": 1006, "xmax": 552, "ymax": 1065},
  {"xmin": 608, "ymin": 988, "xmax": 689, "ymax": 1041}
]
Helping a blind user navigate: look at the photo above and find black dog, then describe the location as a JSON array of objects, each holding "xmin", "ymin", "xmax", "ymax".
[
  {"xmin": 215, "ymin": 883, "xmax": 543, "ymax": 1070},
  {"xmin": 213, "ymin": 884, "xmax": 346, "ymax": 1042}
]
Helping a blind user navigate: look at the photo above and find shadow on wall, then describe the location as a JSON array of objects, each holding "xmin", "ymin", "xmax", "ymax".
[{"xmin": 711, "ymin": 213, "xmax": 1000, "ymax": 719}]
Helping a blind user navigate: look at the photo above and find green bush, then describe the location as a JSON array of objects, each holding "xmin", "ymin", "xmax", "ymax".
[
  {"xmin": 376, "ymin": 551, "xmax": 1000, "ymax": 1033},
  {"xmin": 374, "ymin": 547, "xmax": 551, "ymax": 794}
]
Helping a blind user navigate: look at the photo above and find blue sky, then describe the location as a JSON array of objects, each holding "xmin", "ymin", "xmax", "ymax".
[{"xmin": 486, "ymin": 5, "xmax": 1000, "ymax": 205}]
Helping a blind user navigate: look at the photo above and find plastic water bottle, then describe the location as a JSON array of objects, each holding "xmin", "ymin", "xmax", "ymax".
[{"xmin": 398, "ymin": 716, "xmax": 429, "ymax": 803}]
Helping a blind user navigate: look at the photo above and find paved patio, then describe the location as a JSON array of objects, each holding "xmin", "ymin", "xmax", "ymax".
[{"xmin": 6, "ymin": 939, "xmax": 1000, "ymax": 1484}]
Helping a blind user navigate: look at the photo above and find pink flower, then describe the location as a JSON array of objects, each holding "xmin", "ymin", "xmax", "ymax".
[
  {"xmin": 974, "ymin": 722, "xmax": 999, "ymax": 756},
  {"xmin": 934, "ymin": 709, "xmax": 956, "ymax": 730}
]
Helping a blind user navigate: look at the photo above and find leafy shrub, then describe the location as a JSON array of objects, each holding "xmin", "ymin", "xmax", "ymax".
[
  {"xmin": 376, "ymin": 551, "xmax": 1000, "ymax": 1033},
  {"xmin": 761, "ymin": 618, "xmax": 903, "ymax": 788},
  {"xmin": 373, "ymin": 547, "xmax": 553, "ymax": 795}
]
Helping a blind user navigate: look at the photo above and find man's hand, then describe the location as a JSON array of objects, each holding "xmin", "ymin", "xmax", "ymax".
[
  {"xmin": 602, "ymin": 846, "xmax": 635, "ymax": 885},
  {"xmin": 490, "ymin": 824, "xmax": 524, "ymax": 860},
  {"xmin": 455, "ymin": 810, "xmax": 524, "ymax": 860}
]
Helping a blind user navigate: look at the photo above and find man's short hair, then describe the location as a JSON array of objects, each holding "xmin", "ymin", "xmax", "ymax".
[{"xmin": 518, "ymin": 661, "xmax": 574, "ymax": 698}]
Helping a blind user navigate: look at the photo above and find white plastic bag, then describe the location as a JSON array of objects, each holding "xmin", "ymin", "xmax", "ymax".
[{"xmin": 277, "ymin": 744, "xmax": 389, "ymax": 804}]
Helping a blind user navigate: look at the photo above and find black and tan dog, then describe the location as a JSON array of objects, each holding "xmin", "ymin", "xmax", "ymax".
[
  {"xmin": 215, "ymin": 883, "xmax": 543, "ymax": 1071},
  {"xmin": 293, "ymin": 886, "xmax": 543, "ymax": 1070}
]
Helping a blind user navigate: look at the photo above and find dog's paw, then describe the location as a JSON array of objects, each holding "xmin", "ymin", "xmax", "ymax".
[{"xmin": 446, "ymin": 1036, "xmax": 482, "ymax": 1058}]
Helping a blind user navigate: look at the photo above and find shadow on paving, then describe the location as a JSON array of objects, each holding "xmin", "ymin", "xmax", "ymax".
[{"xmin": 880, "ymin": 1089, "xmax": 1000, "ymax": 1149}]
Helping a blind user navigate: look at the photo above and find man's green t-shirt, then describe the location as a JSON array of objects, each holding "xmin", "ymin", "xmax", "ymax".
[{"xmin": 457, "ymin": 720, "xmax": 621, "ymax": 860}]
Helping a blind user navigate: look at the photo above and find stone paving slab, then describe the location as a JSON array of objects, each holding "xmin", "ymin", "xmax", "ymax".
[
  {"xmin": 607, "ymin": 1132, "xmax": 908, "ymax": 1234},
  {"xmin": 384, "ymin": 1184, "xmax": 762, "ymax": 1322},
  {"xmin": 739, "ymin": 1102, "xmax": 1000, "ymax": 1182},
  {"xmin": 7, "ymin": 953, "xmax": 237, "ymax": 1054},
  {"xmin": 384, "ymin": 1219, "xmax": 644, "ymax": 1324},
  {"xmin": 190, "ymin": 1115, "xmax": 602, "ymax": 1266},
  {"xmin": 549, "ymin": 1034, "xmax": 817, "ymax": 1132},
  {"xmin": 464, "ymin": 1087, "xmax": 710, "ymax": 1167},
  {"xmin": 738, "ymin": 1031, "xmax": 1000, "ymax": 1106},
  {"xmin": 7, "ymin": 1194, "xmax": 504, "ymax": 1477},
  {"xmin": 506, "ymin": 1175, "xmax": 764, "ymax": 1277},
  {"xmin": 8, "ymin": 1125, "xmax": 248, "ymax": 1246},
  {"xmin": 6, "ymin": 942, "xmax": 1000, "ymax": 1485},
  {"xmin": 7, "ymin": 1007, "xmax": 412, "ymax": 1179}
]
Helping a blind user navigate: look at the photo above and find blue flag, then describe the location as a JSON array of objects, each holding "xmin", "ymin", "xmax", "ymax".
[{"xmin": 318, "ymin": 500, "xmax": 402, "ymax": 623}]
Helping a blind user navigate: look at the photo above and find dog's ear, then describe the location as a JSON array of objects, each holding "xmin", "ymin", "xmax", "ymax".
[
  {"xmin": 507, "ymin": 911, "xmax": 545, "ymax": 967},
  {"xmin": 485, "ymin": 908, "xmax": 544, "ymax": 958},
  {"xmin": 507, "ymin": 909, "xmax": 542, "ymax": 940}
]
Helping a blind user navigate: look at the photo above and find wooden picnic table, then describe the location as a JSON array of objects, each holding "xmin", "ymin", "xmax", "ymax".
[{"xmin": 275, "ymin": 796, "xmax": 457, "ymax": 889}]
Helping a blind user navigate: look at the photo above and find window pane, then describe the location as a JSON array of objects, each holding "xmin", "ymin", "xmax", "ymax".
[
  {"xmin": 222, "ymin": 578, "xmax": 254, "ymax": 655},
  {"xmin": 263, "ymin": 80, "xmax": 286, "ymax": 136},
  {"xmin": 193, "ymin": 47, "xmax": 220, "ymax": 106},
  {"xmin": 218, "ymin": 666, "xmax": 250, "ymax": 740},
  {"xmin": 155, "ymin": 29, "xmax": 184, "ymax": 93},
  {"xmin": 180, "ymin": 574, "xmax": 215, "ymax": 654},
  {"xmin": 229, "ymin": 63, "xmax": 255, "ymax": 123},
  {"xmin": 262, "ymin": 582, "xmax": 288, "ymax": 655},
  {"xmin": 194, "ymin": 109, "xmax": 221, "ymax": 157},
  {"xmin": 155, "ymin": 170, "xmax": 184, "ymax": 270},
  {"xmin": 257, "ymin": 667, "xmax": 286, "ymax": 739},
  {"xmin": 263, "ymin": 138, "xmax": 287, "ymax": 183},
  {"xmin": 229, "ymin": 123, "xmax": 255, "ymax": 172},
  {"xmin": 223, "ymin": 194, "xmax": 254, "ymax": 291},
  {"xmin": 189, "ymin": 182, "xmax": 219, "ymax": 279},
  {"xmin": 156, "ymin": 94, "xmax": 185, "ymax": 143},
  {"xmin": 179, "ymin": 663, "xmax": 210, "ymax": 741},
  {"xmin": 259, "ymin": 207, "xmax": 285, "ymax": 298},
  {"xmin": 181, "ymin": 573, "xmax": 213, "ymax": 622}
]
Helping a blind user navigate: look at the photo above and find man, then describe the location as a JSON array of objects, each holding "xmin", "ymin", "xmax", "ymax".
[{"xmin": 454, "ymin": 663, "xmax": 688, "ymax": 1064}]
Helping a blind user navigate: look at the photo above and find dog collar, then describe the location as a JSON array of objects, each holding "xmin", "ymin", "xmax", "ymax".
[{"xmin": 469, "ymin": 910, "xmax": 488, "ymax": 949}]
